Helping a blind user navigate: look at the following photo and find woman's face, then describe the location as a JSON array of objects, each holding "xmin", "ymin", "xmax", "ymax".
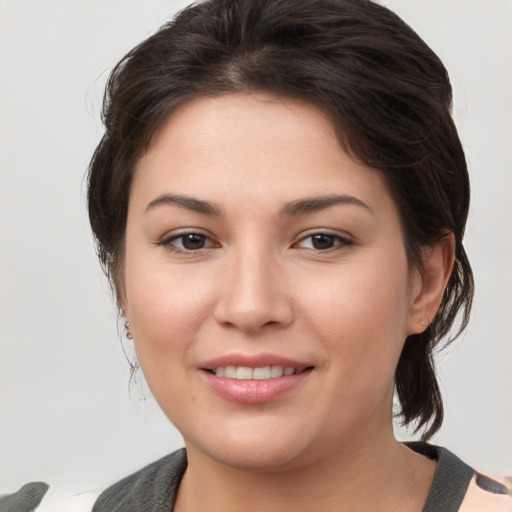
[{"xmin": 124, "ymin": 93, "xmax": 424, "ymax": 470}]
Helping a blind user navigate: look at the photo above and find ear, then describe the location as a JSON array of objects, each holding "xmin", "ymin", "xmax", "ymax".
[
  {"xmin": 407, "ymin": 233, "xmax": 455, "ymax": 335},
  {"xmin": 110, "ymin": 260, "xmax": 128, "ymax": 318}
]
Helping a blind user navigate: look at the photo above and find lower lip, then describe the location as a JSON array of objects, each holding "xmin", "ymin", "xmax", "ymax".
[{"xmin": 201, "ymin": 370, "xmax": 313, "ymax": 404}]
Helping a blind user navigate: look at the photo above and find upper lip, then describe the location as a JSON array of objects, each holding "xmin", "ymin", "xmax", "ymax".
[{"xmin": 201, "ymin": 353, "xmax": 313, "ymax": 372}]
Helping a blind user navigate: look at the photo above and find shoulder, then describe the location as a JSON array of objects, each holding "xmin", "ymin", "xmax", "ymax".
[
  {"xmin": 92, "ymin": 448, "xmax": 187, "ymax": 512},
  {"xmin": 459, "ymin": 474, "xmax": 512, "ymax": 512},
  {"xmin": 406, "ymin": 442, "xmax": 512, "ymax": 512}
]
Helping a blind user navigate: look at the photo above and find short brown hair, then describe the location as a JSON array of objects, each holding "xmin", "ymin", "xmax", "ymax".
[{"xmin": 88, "ymin": 0, "xmax": 473, "ymax": 439}]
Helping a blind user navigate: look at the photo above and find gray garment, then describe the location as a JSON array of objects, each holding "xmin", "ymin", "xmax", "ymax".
[
  {"xmin": 92, "ymin": 443, "xmax": 474, "ymax": 512},
  {"xmin": 0, "ymin": 482, "xmax": 49, "ymax": 512},
  {"xmin": 93, "ymin": 450, "xmax": 186, "ymax": 512},
  {"xmin": 406, "ymin": 442, "xmax": 474, "ymax": 512}
]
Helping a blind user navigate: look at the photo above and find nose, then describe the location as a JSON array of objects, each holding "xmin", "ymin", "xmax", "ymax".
[{"xmin": 213, "ymin": 247, "xmax": 294, "ymax": 334}]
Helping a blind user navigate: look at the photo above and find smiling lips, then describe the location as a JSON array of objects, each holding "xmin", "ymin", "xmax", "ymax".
[
  {"xmin": 201, "ymin": 355, "xmax": 314, "ymax": 403},
  {"xmin": 214, "ymin": 365, "xmax": 299, "ymax": 379}
]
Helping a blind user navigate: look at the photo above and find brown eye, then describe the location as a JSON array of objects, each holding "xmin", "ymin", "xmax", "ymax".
[
  {"xmin": 296, "ymin": 232, "xmax": 351, "ymax": 251},
  {"xmin": 160, "ymin": 232, "xmax": 216, "ymax": 252},
  {"xmin": 310, "ymin": 234, "xmax": 336, "ymax": 250},
  {"xmin": 181, "ymin": 233, "xmax": 206, "ymax": 250}
]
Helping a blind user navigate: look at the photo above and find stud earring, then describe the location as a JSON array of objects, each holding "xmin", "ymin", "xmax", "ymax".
[{"xmin": 124, "ymin": 320, "xmax": 133, "ymax": 340}]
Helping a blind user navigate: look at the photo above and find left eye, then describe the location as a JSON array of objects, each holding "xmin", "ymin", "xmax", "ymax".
[{"xmin": 296, "ymin": 233, "xmax": 350, "ymax": 251}]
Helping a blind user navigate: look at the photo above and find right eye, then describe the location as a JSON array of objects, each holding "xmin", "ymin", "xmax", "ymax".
[{"xmin": 160, "ymin": 232, "xmax": 216, "ymax": 252}]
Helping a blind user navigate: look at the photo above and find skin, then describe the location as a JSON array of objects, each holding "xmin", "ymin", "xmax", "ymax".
[{"xmin": 123, "ymin": 93, "xmax": 454, "ymax": 511}]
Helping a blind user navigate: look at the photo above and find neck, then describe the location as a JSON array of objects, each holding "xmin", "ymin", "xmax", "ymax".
[{"xmin": 174, "ymin": 428, "xmax": 435, "ymax": 512}]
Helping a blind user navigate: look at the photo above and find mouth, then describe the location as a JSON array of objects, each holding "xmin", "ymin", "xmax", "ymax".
[
  {"xmin": 205, "ymin": 365, "xmax": 314, "ymax": 380},
  {"xmin": 200, "ymin": 355, "xmax": 315, "ymax": 403}
]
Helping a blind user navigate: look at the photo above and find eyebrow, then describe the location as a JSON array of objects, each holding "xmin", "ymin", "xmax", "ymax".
[
  {"xmin": 145, "ymin": 193, "xmax": 373, "ymax": 217},
  {"xmin": 280, "ymin": 194, "xmax": 373, "ymax": 216},
  {"xmin": 146, "ymin": 194, "xmax": 222, "ymax": 216}
]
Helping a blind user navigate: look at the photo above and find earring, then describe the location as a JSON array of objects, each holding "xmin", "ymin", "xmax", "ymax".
[{"xmin": 124, "ymin": 320, "xmax": 133, "ymax": 340}]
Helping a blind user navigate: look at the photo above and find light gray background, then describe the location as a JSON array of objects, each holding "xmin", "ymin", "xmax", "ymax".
[{"xmin": 1, "ymin": 0, "xmax": 511, "ymax": 501}]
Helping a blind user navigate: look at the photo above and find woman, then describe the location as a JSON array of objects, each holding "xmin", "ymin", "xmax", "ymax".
[{"xmin": 87, "ymin": 0, "xmax": 511, "ymax": 510}]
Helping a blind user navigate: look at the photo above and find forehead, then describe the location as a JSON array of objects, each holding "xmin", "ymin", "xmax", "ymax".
[{"xmin": 131, "ymin": 93, "xmax": 396, "ymax": 218}]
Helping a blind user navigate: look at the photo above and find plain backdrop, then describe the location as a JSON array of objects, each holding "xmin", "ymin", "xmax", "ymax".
[{"xmin": 1, "ymin": 0, "xmax": 511, "ymax": 502}]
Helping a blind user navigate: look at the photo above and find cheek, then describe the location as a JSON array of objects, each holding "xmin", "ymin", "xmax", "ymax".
[
  {"xmin": 124, "ymin": 258, "xmax": 218, "ymax": 367},
  {"xmin": 125, "ymin": 265, "xmax": 218, "ymax": 425},
  {"xmin": 296, "ymin": 259, "xmax": 411, "ymax": 376}
]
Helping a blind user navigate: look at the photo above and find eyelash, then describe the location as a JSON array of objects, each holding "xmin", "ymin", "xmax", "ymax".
[
  {"xmin": 294, "ymin": 232, "xmax": 353, "ymax": 251},
  {"xmin": 158, "ymin": 231, "xmax": 352, "ymax": 253},
  {"xmin": 158, "ymin": 232, "xmax": 216, "ymax": 253}
]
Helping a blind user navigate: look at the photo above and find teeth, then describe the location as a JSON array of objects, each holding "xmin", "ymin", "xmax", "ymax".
[
  {"xmin": 270, "ymin": 365, "xmax": 284, "ymax": 378},
  {"xmin": 224, "ymin": 366, "xmax": 237, "ymax": 379},
  {"xmin": 214, "ymin": 365, "xmax": 298, "ymax": 379},
  {"xmin": 236, "ymin": 367, "xmax": 253, "ymax": 380},
  {"xmin": 253, "ymin": 367, "xmax": 271, "ymax": 380}
]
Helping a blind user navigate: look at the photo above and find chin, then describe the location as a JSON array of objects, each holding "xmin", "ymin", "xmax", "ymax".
[
  {"xmin": 214, "ymin": 444, "xmax": 310, "ymax": 473},
  {"xmin": 188, "ymin": 422, "xmax": 317, "ymax": 472}
]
